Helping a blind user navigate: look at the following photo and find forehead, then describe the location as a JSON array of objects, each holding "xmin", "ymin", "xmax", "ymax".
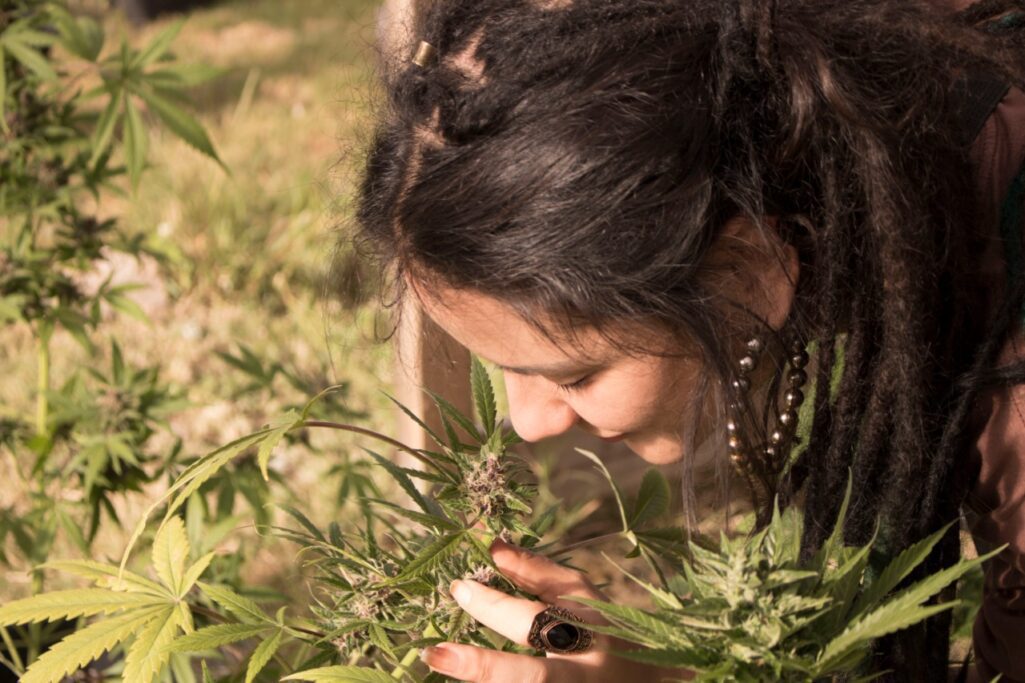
[{"xmin": 416, "ymin": 285, "xmax": 614, "ymax": 371}]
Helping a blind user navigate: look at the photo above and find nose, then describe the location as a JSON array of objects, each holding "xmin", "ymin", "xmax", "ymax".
[{"xmin": 502, "ymin": 372, "xmax": 579, "ymax": 442}]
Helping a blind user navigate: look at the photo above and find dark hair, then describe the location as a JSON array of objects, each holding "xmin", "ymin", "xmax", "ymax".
[{"xmin": 355, "ymin": 0, "xmax": 1025, "ymax": 676}]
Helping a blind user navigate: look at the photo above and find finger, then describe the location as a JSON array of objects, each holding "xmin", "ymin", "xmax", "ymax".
[
  {"xmin": 421, "ymin": 642, "xmax": 577, "ymax": 683},
  {"xmin": 450, "ymin": 579, "xmax": 545, "ymax": 646},
  {"xmin": 490, "ymin": 539, "xmax": 603, "ymax": 608}
]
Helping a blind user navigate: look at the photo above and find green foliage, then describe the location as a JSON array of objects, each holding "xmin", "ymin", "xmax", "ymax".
[
  {"xmin": 575, "ymin": 449, "xmax": 685, "ymax": 582},
  {"xmin": 571, "ymin": 485, "xmax": 1000, "ymax": 682},
  {"xmin": 0, "ymin": 364, "xmax": 545, "ymax": 681},
  {"xmin": 8, "ymin": 354, "xmax": 993, "ymax": 682},
  {"xmin": 283, "ymin": 667, "xmax": 398, "ymax": 683},
  {"xmin": 0, "ymin": 1, "xmax": 230, "ymax": 678},
  {"xmin": 249, "ymin": 366, "xmax": 541, "ymax": 680},
  {"xmin": 0, "ymin": 518, "xmax": 210, "ymax": 683}
]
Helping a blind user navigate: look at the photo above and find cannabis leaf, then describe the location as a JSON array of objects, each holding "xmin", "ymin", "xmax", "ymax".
[
  {"xmin": 18, "ymin": 607, "xmax": 168, "ymax": 683},
  {"xmin": 283, "ymin": 666, "xmax": 398, "ymax": 682},
  {"xmin": 0, "ymin": 517, "xmax": 209, "ymax": 683},
  {"xmin": 166, "ymin": 623, "xmax": 274, "ymax": 652},
  {"xmin": 245, "ymin": 626, "xmax": 285, "ymax": 683},
  {"xmin": 573, "ymin": 478, "xmax": 1003, "ymax": 681},
  {"xmin": 471, "ymin": 356, "xmax": 497, "ymax": 436},
  {"xmin": 817, "ymin": 547, "xmax": 995, "ymax": 671},
  {"xmin": 630, "ymin": 468, "xmax": 671, "ymax": 528}
]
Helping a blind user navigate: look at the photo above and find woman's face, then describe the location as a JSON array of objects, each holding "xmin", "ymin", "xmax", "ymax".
[
  {"xmin": 416, "ymin": 216, "xmax": 799, "ymax": 465},
  {"xmin": 420, "ymin": 287, "xmax": 706, "ymax": 465}
]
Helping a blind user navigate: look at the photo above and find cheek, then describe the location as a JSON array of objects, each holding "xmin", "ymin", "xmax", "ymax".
[
  {"xmin": 578, "ymin": 357, "xmax": 700, "ymax": 431},
  {"xmin": 576, "ymin": 383, "xmax": 656, "ymax": 431}
]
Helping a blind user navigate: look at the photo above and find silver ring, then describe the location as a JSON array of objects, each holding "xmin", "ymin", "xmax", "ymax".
[{"xmin": 527, "ymin": 606, "xmax": 593, "ymax": 655}]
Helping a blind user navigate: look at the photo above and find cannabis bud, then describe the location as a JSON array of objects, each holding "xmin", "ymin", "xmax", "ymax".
[{"xmin": 464, "ymin": 452, "xmax": 507, "ymax": 516}]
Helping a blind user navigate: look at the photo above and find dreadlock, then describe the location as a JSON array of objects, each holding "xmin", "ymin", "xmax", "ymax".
[{"xmin": 354, "ymin": 0, "xmax": 1025, "ymax": 676}]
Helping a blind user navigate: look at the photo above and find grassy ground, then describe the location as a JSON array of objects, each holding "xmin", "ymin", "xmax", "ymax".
[{"xmin": 0, "ymin": 0, "xmax": 398, "ymax": 596}]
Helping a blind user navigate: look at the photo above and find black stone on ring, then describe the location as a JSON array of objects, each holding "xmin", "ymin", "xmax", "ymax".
[{"xmin": 527, "ymin": 606, "xmax": 593, "ymax": 655}]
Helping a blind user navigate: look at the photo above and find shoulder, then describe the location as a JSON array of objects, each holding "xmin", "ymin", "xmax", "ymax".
[
  {"xmin": 970, "ymin": 332, "xmax": 1025, "ymax": 559},
  {"xmin": 972, "ymin": 86, "xmax": 1025, "ymax": 215},
  {"xmin": 968, "ymin": 328, "xmax": 1025, "ymax": 682},
  {"xmin": 966, "ymin": 83, "xmax": 1025, "ymax": 683}
]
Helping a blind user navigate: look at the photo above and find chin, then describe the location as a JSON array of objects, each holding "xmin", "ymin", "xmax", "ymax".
[{"xmin": 625, "ymin": 435, "xmax": 685, "ymax": 465}]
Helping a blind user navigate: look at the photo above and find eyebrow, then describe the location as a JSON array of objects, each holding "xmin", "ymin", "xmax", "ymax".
[{"xmin": 496, "ymin": 360, "xmax": 594, "ymax": 377}]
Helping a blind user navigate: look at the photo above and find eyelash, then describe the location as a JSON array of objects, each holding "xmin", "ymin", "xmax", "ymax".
[{"xmin": 556, "ymin": 375, "xmax": 593, "ymax": 393}]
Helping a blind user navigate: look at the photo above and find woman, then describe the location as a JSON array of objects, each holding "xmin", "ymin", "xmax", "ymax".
[{"xmin": 355, "ymin": 0, "xmax": 1025, "ymax": 679}]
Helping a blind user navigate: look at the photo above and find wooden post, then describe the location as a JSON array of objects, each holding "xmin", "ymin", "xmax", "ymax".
[
  {"xmin": 375, "ymin": 0, "xmax": 474, "ymax": 462},
  {"xmin": 394, "ymin": 298, "xmax": 474, "ymax": 461}
]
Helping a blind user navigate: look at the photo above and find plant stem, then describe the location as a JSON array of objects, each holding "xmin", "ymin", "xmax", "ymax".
[
  {"xmin": 0, "ymin": 626, "xmax": 24, "ymax": 674},
  {"xmin": 390, "ymin": 622, "xmax": 440, "ymax": 680},
  {"xmin": 392, "ymin": 648, "xmax": 419, "ymax": 680},
  {"xmin": 27, "ymin": 571, "xmax": 44, "ymax": 662},
  {"xmin": 35, "ymin": 335, "xmax": 49, "ymax": 437},
  {"xmin": 189, "ymin": 603, "xmax": 319, "ymax": 674},
  {"xmin": 303, "ymin": 420, "xmax": 458, "ymax": 482},
  {"xmin": 191, "ymin": 604, "xmax": 325, "ymax": 639},
  {"xmin": 548, "ymin": 531, "xmax": 626, "ymax": 557}
]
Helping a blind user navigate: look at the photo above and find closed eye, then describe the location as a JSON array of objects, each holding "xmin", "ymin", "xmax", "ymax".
[{"xmin": 556, "ymin": 374, "xmax": 593, "ymax": 393}]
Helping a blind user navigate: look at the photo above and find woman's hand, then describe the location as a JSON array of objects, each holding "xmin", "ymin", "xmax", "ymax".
[{"xmin": 420, "ymin": 538, "xmax": 689, "ymax": 683}]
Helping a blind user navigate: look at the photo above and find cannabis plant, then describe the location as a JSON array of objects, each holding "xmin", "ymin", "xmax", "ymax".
[
  {"xmin": 0, "ymin": 1, "xmax": 241, "ymax": 677},
  {"xmin": 0, "ymin": 356, "xmax": 993, "ymax": 681},
  {"xmin": 1, "ymin": 0, "xmax": 223, "ymax": 566},
  {"xmin": 0, "ymin": 357, "xmax": 685, "ymax": 682},
  {"xmin": 573, "ymin": 486, "xmax": 998, "ymax": 682},
  {"xmin": 0, "ymin": 360, "xmax": 545, "ymax": 681}
]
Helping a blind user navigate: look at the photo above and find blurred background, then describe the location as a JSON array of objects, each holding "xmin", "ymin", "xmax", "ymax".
[{"xmin": 0, "ymin": 0, "xmax": 399, "ymax": 602}]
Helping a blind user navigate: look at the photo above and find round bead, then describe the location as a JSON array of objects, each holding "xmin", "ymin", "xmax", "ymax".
[
  {"xmin": 785, "ymin": 389, "xmax": 805, "ymax": 408},
  {"xmin": 770, "ymin": 430, "xmax": 785, "ymax": 445},
  {"xmin": 726, "ymin": 420, "xmax": 738, "ymax": 433},
  {"xmin": 730, "ymin": 453, "xmax": 745, "ymax": 466},
  {"xmin": 728, "ymin": 435, "xmax": 742, "ymax": 450},
  {"xmin": 732, "ymin": 377, "xmax": 750, "ymax": 392},
  {"xmin": 764, "ymin": 445, "xmax": 779, "ymax": 458},
  {"xmin": 746, "ymin": 338, "xmax": 764, "ymax": 354},
  {"xmin": 791, "ymin": 350, "xmax": 809, "ymax": 368},
  {"xmin": 738, "ymin": 356, "xmax": 756, "ymax": 373},
  {"xmin": 788, "ymin": 369, "xmax": 808, "ymax": 387},
  {"xmin": 778, "ymin": 410, "xmax": 797, "ymax": 426}
]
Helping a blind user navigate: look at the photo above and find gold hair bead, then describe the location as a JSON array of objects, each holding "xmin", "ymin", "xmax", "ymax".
[{"xmin": 412, "ymin": 41, "xmax": 438, "ymax": 68}]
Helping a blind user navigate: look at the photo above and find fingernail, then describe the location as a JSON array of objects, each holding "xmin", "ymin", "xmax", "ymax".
[
  {"xmin": 450, "ymin": 579, "xmax": 472, "ymax": 606},
  {"xmin": 421, "ymin": 643, "xmax": 462, "ymax": 675},
  {"xmin": 489, "ymin": 537, "xmax": 512, "ymax": 552}
]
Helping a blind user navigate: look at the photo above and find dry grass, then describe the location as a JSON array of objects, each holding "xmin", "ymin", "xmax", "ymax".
[{"xmin": 1, "ymin": 0, "xmax": 395, "ymax": 598}]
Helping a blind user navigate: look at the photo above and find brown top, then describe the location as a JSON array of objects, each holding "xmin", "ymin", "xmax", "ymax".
[
  {"xmin": 900, "ymin": 2, "xmax": 1025, "ymax": 678},
  {"xmin": 965, "ymin": 84, "xmax": 1025, "ymax": 682}
]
